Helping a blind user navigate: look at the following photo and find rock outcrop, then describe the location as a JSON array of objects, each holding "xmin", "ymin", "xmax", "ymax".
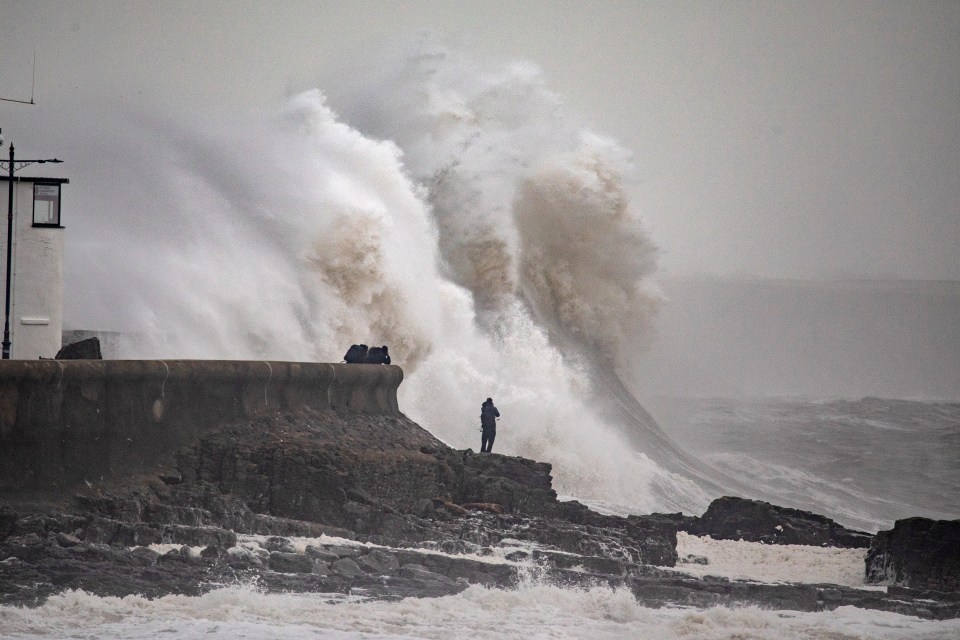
[
  {"xmin": 0, "ymin": 408, "xmax": 684, "ymax": 607},
  {"xmin": 55, "ymin": 337, "xmax": 102, "ymax": 359},
  {"xmin": 685, "ymin": 496, "xmax": 873, "ymax": 548},
  {"xmin": 866, "ymin": 517, "xmax": 960, "ymax": 591}
]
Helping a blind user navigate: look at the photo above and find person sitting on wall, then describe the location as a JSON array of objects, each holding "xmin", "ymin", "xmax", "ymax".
[
  {"xmin": 364, "ymin": 345, "xmax": 391, "ymax": 364},
  {"xmin": 343, "ymin": 344, "xmax": 368, "ymax": 363}
]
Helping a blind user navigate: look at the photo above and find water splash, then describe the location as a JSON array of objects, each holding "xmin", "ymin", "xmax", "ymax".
[{"xmin": 69, "ymin": 43, "xmax": 707, "ymax": 514}]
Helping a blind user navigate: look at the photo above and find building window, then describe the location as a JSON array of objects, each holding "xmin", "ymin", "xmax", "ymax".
[{"xmin": 33, "ymin": 183, "xmax": 61, "ymax": 227}]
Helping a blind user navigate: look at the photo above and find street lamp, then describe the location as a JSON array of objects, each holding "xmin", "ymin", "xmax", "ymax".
[{"xmin": 0, "ymin": 129, "xmax": 62, "ymax": 359}]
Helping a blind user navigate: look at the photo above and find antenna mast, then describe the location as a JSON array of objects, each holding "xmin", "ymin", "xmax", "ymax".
[{"xmin": 1, "ymin": 52, "xmax": 37, "ymax": 105}]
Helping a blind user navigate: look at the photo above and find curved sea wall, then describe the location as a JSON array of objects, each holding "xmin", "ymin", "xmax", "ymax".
[{"xmin": 0, "ymin": 360, "xmax": 402, "ymax": 494}]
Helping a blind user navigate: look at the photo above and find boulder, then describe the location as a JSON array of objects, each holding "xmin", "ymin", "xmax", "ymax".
[
  {"xmin": 455, "ymin": 451, "xmax": 559, "ymax": 517},
  {"xmin": 866, "ymin": 518, "xmax": 960, "ymax": 591},
  {"xmin": 687, "ymin": 496, "xmax": 872, "ymax": 548},
  {"xmin": 331, "ymin": 557, "xmax": 364, "ymax": 578},
  {"xmin": 55, "ymin": 337, "xmax": 102, "ymax": 360},
  {"xmin": 268, "ymin": 552, "xmax": 315, "ymax": 574},
  {"xmin": 357, "ymin": 549, "xmax": 400, "ymax": 574}
]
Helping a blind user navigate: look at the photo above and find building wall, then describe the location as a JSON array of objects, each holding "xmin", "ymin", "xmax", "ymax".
[{"xmin": 0, "ymin": 178, "xmax": 66, "ymax": 359}]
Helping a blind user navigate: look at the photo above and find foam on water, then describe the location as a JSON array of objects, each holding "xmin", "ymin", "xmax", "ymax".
[
  {"xmin": 673, "ymin": 533, "xmax": 868, "ymax": 587},
  {"xmin": 1, "ymin": 582, "xmax": 957, "ymax": 640},
  {"xmin": 6, "ymin": 482, "xmax": 956, "ymax": 638}
]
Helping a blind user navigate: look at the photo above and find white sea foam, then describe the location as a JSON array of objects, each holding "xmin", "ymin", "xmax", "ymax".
[
  {"xmin": 1, "ymin": 583, "xmax": 956, "ymax": 640},
  {"xmin": 6, "ymin": 505, "xmax": 954, "ymax": 639},
  {"xmin": 673, "ymin": 533, "xmax": 868, "ymax": 587}
]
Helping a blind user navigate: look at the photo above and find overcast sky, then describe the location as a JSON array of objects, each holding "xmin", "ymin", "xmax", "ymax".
[{"xmin": 2, "ymin": 0, "xmax": 958, "ymax": 281}]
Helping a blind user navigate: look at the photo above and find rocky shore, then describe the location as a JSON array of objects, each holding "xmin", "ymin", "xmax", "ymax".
[{"xmin": 2, "ymin": 407, "xmax": 958, "ymax": 619}]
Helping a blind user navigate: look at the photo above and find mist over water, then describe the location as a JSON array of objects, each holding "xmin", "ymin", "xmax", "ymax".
[{"xmin": 68, "ymin": 45, "xmax": 706, "ymax": 514}]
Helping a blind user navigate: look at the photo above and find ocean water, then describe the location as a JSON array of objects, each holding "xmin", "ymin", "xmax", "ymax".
[
  {"xmin": 39, "ymin": 40, "xmax": 959, "ymax": 637},
  {"xmin": 649, "ymin": 396, "xmax": 960, "ymax": 532}
]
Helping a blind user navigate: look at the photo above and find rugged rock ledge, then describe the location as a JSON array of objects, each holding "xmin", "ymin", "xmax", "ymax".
[
  {"xmin": 866, "ymin": 517, "xmax": 960, "ymax": 591},
  {"xmin": 1, "ymin": 407, "xmax": 958, "ymax": 619},
  {"xmin": 683, "ymin": 496, "xmax": 874, "ymax": 548}
]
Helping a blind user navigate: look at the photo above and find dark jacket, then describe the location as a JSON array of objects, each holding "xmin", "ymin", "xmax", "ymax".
[
  {"xmin": 480, "ymin": 401, "xmax": 500, "ymax": 430},
  {"xmin": 364, "ymin": 346, "xmax": 391, "ymax": 364},
  {"xmin": 344, "ymin": 344, "xmax": 368, "ymax": 363}
]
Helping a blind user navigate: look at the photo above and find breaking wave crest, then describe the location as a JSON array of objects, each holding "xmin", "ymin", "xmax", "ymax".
[{"xmin": 71, "ymin": 43, "xmax": 708, "ymax": 514}]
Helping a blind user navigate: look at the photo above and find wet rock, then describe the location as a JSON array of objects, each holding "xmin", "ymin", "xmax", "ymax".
[
  {"xmin": 866, "ymin": 517, "xmax": 960, "ymax": 591},
  {"xmin": 55, "ymin": 532, "xmax": 81, "ymax": 547},
  {"xmin": 130, "ymin": 547, "xmax": 161, "ymax": 564},
  {"xmin": 456, "ymin": 452, "xmax": 559, "ymax": 517},
  {"xmin": 394, "ymin": 563, "xmax": 468, "ymax": 598},
  {"xmin": 357, "ymin": 549, "xmax": 400, "ymax": 574},
  {"xmin": 164, "ymin": 525, "xmax": 236, "ymax": 548},
  {"xmin": 331, "ymin": 557, "xmax": 363, "ymax": 578},
  {"xmin": 264, "ymin": 536, "xmax": 296, "ymax": 553},
  {"xmin": 19, "ymin": 533, "xmax": 44, "ymax": 547},
  {"xmin": 55, "ymin": 337, "xmax": 102, "ymax": 360},
  {"xmin": 14, "ymin": 515, "xmax": 50, "ymax": 536},
  {"xmin": 432, "ymin": 539, "xmax": 479, "ymax": 555},
  {"xmin": 82, "ymin": 517, "xmax": 126, "ymax": 545},
  {"xmin": 414, "ymin": 498, "xmax": 434, "ymax": 517},
  {"xmin": 533, "ymin": 549, "xmax": 628, "ymax": 577},
  {"xmin": 397, "ymin": 563, "xmax": 445, "ymax": 581},
  {"xmin": 304, "ymin": 545, "xmax": 340, "ymax": 563},
  {"xmin": 0, "ymin": 506, "xmax": 17, "ymax": 539},
  {"xmin": 226, "ymin": 547, "xmax": 263, "ymax": 568},
  {"xmin": 462, "ymin": 503, "xmax": 504, "ymax": 514},
  {"xmin": 200, "ymin": 544, "xmax": 227, "ymax": 559},
  {"xmin": 687, "ymin": 496, "xmax": 873, "ymax": 548},
  {"xmin": 157, "ymin": 549, "xmax": 200, "ymax": 566},
  {"xmin": 268, "ymin": 551, "xmax": 314, "ymax": 574}
]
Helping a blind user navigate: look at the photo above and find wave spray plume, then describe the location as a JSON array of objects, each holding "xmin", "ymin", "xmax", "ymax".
[{"xmin": 70, "ymin": 44, "xmax": 720, "ymax": 514}]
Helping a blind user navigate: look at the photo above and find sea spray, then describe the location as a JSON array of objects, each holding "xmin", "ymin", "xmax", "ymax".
[
  {"xmin": 336, "ymin": 43, "xmax": 705, "ymax": 510},
  {"xmin": 66, "ymin": 45, "xmax": 708, "ymax": 514}
]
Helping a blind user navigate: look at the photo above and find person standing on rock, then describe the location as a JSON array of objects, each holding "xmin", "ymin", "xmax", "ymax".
[{"xmin": 480, "ymin": 397, "xmax": 500, "ymax": 453}]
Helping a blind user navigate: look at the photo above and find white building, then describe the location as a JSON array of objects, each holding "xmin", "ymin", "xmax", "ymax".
[{"xmin": 0, "ymin": 175, "xmax": 68, "ymax": 359}]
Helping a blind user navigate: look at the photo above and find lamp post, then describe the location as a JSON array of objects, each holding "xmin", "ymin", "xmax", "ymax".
[{"xmin": 0, "ymin": 129, "xmax": 62, "ymax": 359}]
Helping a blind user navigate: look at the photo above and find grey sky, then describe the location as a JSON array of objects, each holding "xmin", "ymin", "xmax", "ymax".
[{"xmin": 2, "ymin": 0, "xmax": 958, "ymax": 280}]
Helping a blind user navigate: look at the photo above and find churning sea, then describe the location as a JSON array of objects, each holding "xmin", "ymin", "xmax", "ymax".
[{"xmin": 2, "ymin": 396, "xmax": 958, "ymax": 639}]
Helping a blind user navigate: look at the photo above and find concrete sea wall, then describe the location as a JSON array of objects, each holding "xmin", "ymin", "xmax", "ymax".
[{"xmin": 0, "ymin": 360, "xmax": 402, "ymax": 495}]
